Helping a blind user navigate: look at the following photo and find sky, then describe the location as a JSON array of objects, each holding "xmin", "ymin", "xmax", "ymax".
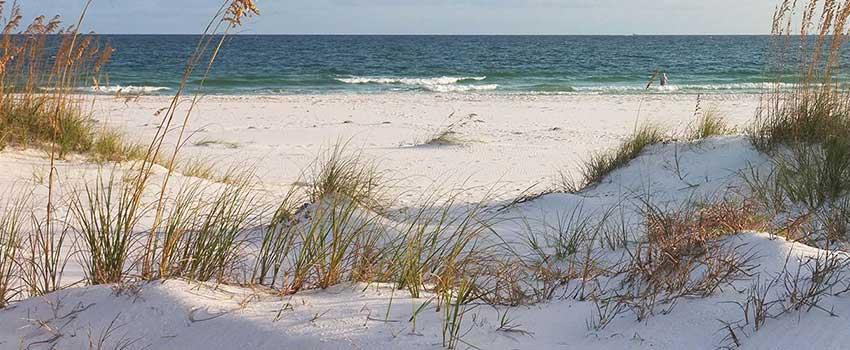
[{"xmin": 20, "ymin": 0, "xmax": 778, "ymax": 35}]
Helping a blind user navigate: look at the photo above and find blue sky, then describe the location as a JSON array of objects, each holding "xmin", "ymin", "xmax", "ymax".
[{"xmin": 23, "ymin": 0, "xmax": 777, "ymax": 34}]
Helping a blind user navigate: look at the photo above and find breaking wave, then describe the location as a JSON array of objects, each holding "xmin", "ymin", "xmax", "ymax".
[
  {"xmin": 336, "ymin": 76, "xmax": 494, "ymax": 92},
  {"xmin": 87, "ymin": 85, "xmax": 172, "ymax": 94}
]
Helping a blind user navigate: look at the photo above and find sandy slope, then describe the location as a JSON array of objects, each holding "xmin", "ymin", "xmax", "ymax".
[
  {"xmin": 1, "ymin": 134, "xmax": 848, "ymax": 350},
  {"xmin": 8, "ymin": 93, "xmax": 850, "ymax": 349}
]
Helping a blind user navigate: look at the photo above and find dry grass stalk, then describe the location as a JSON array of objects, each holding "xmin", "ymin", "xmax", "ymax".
[{"xmin": 136, "ymin": 0, "xmax": 259, "ymax": 279}]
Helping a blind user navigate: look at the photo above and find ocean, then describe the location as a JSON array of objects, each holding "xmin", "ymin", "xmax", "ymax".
[{"xmin": 99, "ymin": 35, "xmax": 780, "ymax": 95}]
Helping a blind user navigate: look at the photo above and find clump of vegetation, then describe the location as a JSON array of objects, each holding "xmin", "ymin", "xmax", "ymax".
[
  {"xmin": 751, "ymin": 87, "xmax": 850, "ymax": 152},
  {"xmin": 753, "ymin": 0, "xmax": 850, "ymax": 147},
  {"xmin": 0, "ymin": 191, "xmax": 28, "ymax": 308},
  {"xmin": 690, "ymin": 106, "xmax": 733, "ymax": 140},
  {"xmin": 310, "ymin": 143, "xmax": 387, "ymax": 211},
  {"xmin": 424, "ymin": 129, "xmax": 464, "ymax": 147},
  {"xmin": 70, "ymin": 171, "xmax": 146, "ymax": 285},
  {"xmin": 179, "ymin": 156, "xmax": 219, "ymax": 180},
  {"xmin": 158, "ymin": 181, "xmax": 206, "ymax": 279},
  {"xmin": 776, "ymin": 138, "xmax": 850, "ymax": 209},
  {"xmin": 174, "ymin": 179, "xmax": 259, "ymax": 282},
  {"xmin": 89, "ymin": 130, "xmax": 145, "ymax": 163},
  {"xmin": 743, "ymin": 0, "xmax": 850, "ymax": 222},
  {"xmin": 587, "ymin": 198, "xmax": 762, "ymax": 331},
  {"xmin": 386, "ymin": 190, "xmax": 496, "ymax": 299},
  {"xmin": 420, "ymin": 112, "xmax": 474, "ymax": 147},
  {"xmin": 579, "ymin": 123, "xmax": 667, "ymax": 188},
  {"xmin": 750, "ymin": 0, "xmax": 850, "ymax": 152},
  {"xmin": 194, "ymin": 139, "xmax": 240, "ymax": 149},
  {"xmin": 252, "ymin": 184, "xmax": 303, "ymax": 286},
  {"xmin": 0, "ymin": 4, "xmax": 142, "ymax": 162}
]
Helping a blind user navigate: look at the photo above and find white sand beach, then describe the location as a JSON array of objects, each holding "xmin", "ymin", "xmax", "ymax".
[
  {"xmin": 1, "ymin": 92, "xmax": 792, "ymax": 350},
  {"xmin": 86, "ymin": 93, "xmax": 760, "ymax": 200}
]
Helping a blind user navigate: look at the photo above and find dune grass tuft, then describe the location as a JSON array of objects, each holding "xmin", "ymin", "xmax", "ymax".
[
  {"xmin": 70, "ymin": 171, "xmax": 146, "ymax": 285},
  {"xmin": 690, "ymin": 106, "xmax": 733, "ymax": 141},
  {"xmin": 176, "ymin": 178, "xmax": 260, "ymax": 283},
  {"xmin": 0, "ymin": 191, "xmax": 28, "ymax": 307},
  {"xmin": 310, "ymin": 143, "xmax": 387, "ymax": 211},
  {"xmin": 750, "ymin": 88, "xmax": 850, "ymax": 152},
  {"xmin": 24, "ymin": 207, "xmax": 72, "ymax": 297},
  {"xmin": 89, "ymin": 129, "xmax": 146, "ymax": 163},
  {"xmin": 579, "ymin": 123, "xmax": 667, "ymax": 188},
  {"xmin": 424, "ymin": 129, "xmax": 465, "ymax": 147},
  {"xmin": 419, "ymin": 112, "xmax": 475, "ymax": 147},
  {"xmin": 194, "ymin": 139, "xmax": 240, "ymax": 149},
  {"xmin": 180, "ymin": 156, "xmax": 219, "ymax": 180}
]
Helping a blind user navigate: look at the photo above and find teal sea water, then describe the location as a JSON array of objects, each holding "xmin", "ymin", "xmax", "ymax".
[{"xmin": 98, "ymin": 35, "xmax": 781, "ymax": 95}]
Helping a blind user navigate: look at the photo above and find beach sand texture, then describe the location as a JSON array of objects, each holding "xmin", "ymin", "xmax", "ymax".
[{"xmin": 86, "ymin": 93, "xmax": 759, "ymax": 200}]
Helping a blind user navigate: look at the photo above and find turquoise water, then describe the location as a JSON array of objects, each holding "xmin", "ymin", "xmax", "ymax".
[{"xmin": 99, "ymin": 35, "xmax": 782, "ymax": 95}]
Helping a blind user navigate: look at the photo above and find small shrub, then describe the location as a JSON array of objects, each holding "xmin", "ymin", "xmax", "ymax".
[
  {"xmin": 780, "ymin": 250, "xmax": 850, "ymax": 314},
  {"xmin": 194, "ymin": 139, "xmax": 239, "ymax": 149},
  {"xmin": 588, "ymin": 198, "xmax": 761, "ymax": 330},
  {"xmin": 643, "ymin": 198, "xmax": 764, "ymax": 262},
  {"xmin": 419, "ymin": 112, "xmax": 473, "ymax": 147},
  {"xmin": 424, "ymin": 129, "xmax": 464, "ymax": 147}
]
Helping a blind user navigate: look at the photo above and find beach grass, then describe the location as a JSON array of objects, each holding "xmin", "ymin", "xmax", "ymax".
[
  {"xmin": 0, "ymin": 191, "xmax": 27, "ymax": 308},
  {"xmin": 579, "ymin": 123, "xmax": 667, "ymax": 188},
  {"xmin": 69, "ymin": 170, "xmax": 145, "ymax": 285},
  {"xmin": 741, "ymin": 0, "xmax": 850, "ymax": 230},
  {"xmin": 0, "ymin": 5, "xmax": 147, "ymax": 163},
  {"xmin": 690, "ymin": 106, "xmax": 733, "ymax": 141},
  {"xmin": 309, "ymin": 143, "xmax": 388, "ymax": 211}
]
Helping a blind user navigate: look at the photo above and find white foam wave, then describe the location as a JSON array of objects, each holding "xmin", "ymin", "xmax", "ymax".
[
  {"xmin": 675, "ymin": 82, "xmax": 796, "ymax": 91},
  {"xmin": 574, "ymin": 82, "xmax": 796, "ymax": 93},
  {"xmin": 424, "ymin": 84, "xmax": 499, "ymax": 92},
  {"xmin": 336, "ymin": 75, "xmax": 493, "ymax": 92},
  {"xmin": 337, "ymin": 76, "xmax": 487, "ymax": 86},
  {"xmin": 87, "ymin": 85, "xmax": 171, "ymax": 94}
]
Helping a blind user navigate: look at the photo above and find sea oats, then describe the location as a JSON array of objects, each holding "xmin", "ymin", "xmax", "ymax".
[{"xmin": 225, "ymin": 0, "xmax": 260, "ymax": 26}]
